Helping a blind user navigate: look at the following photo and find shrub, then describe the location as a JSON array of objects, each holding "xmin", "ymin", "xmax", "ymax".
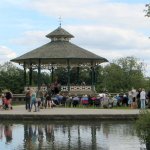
[{"xmin": 135, "ymin": 110, "xmax": 150, "ymax": 148}]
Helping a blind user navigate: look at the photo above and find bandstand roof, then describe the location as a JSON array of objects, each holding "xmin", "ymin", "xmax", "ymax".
[{"xmin": 11, "ymin": 26, "xmax": 108, "ymax": 67}]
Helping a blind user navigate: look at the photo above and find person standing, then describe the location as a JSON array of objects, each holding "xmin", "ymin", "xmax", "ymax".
[
  {"xmin": 140, "ymin": 88, "xmax": 146, "ymax": 109},
  {"xmin": 30, "ymin": 91, "xmax": 37, "ymax": 112},
  {"xmin": 36, "ymin": 87, "xmax": 44, "ymax": 109},
  {"xmin": 25, "ymin": 88, "xmax": 31, "ymax": 111},
  {"xmin": 128, "ymin": 90, "xmax": 133, "ymax": 108},
  {"xmin": 132, "ymin": 88, "xmax": 137, "ymax": 101},
  {"xmin": 131, "ymin": 88, "xmax": 137, "ymax": 109},
  {"xmin": 72, "ymin": 95, "xmax": 80, "ymax": 107},
  {"xmin": 136, "ymin": 88, "xmax": 141, "ymax": 109}
]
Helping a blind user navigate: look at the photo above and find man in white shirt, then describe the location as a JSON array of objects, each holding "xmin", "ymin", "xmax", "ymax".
[{"xmin": 140, "ymin": 88, "xmax": 146, "ymax": 109}]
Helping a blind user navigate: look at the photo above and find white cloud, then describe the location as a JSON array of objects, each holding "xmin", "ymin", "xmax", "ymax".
[
  {"xmin": 11, "ymin": 30, "xmax": 49, "ymax": 48},
  {"xmin": 19, "ymin": 0, "xmax": 149, "ymax": 30},
  {"xmin": 0, "ymin": 46, "xmax": 16, "ymax": 63},
  {"xmin": 2, "ymin": 0, "xmax": 150, "ymax": 75},
  {"xmin": 11, "ymin": 25, "xmax": 150, "ymax": 51},
  {"xmin": 69, "ymin": 25, "xmax": 150, "ymax": 50}
]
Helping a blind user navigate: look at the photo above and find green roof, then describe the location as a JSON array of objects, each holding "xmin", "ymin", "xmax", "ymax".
[
  {"xmin": 46, "ymin": 27, "xmax": 74, "ymax": 38},
  {"xmin": 11, "ymin": 27, "xmax": 108, "ymax": 65}
]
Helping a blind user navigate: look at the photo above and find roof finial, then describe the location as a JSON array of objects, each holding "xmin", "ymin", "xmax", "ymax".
[{"xmin": 59, "ymin": 16, "xmax": 62, "ymax": 28}]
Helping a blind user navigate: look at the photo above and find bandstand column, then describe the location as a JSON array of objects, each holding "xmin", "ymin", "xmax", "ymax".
[
  {"xmin": 29, "ymin": 63, "xmax": 32, "ymax": 86},
  {"xmin": 91, "ymin": 62, "xmax": 94, "ymax": 91},
  {"xmin": 23, "ymin": 62, "xmax": 26, "ymax": 86},
  {"xmin": 37, "ymin": 59, "xmax": 41, "ymax": 90},
  {"xmin": 51, "ymin": 66, "xmax": 54, "ymax": 82},
  {"xmin": 67, "ymin": 59, "xmax": 70, "ymax": 91},
  {"xmin": 93, "ymin": 66, "xmax": 96, "ymax": 85},
  {"xmin": 77, "ymin": 66, "xmax": 80, "ymax": 85}
]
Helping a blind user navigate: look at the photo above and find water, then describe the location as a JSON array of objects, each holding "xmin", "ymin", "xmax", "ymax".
[{"xmin": 0, "ymin": 121, "xmax": 146, "ymax": 150}]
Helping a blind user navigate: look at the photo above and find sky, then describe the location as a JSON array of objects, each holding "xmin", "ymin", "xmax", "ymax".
[{"xmin": 0, "ymin": 0, "xmax": 150, "ymax": 76}]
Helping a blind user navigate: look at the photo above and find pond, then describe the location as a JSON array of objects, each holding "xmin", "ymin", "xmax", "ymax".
[{"xmin": 0, "ymin": 121, "xmax": 146, "ymax": 150}]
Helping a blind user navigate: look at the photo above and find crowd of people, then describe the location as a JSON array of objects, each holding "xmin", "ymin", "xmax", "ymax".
[
  {"xmin": 23, "ymin": 86, "xmax": 150, "ymax": 112},
  {"xmin": 0, "ymin": 85, "xmax": 150, "ymax": 111},
  {"xmin": 114, "ymin": 88, "xmax": 150, "ymax": 109}
]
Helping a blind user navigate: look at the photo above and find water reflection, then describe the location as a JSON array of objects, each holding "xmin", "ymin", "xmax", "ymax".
[
  {"xmin": 0, "ymin": 121, "xmax": 146, "ymax": 150},
  {"xmin": 4, "ymin": 125, "xmax": 13, "ymax": 143}
]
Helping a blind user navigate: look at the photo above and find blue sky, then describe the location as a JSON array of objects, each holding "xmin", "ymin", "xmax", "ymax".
[{"xmin": 0, "ymin": 0, "xmax": 150, "ymax": 76}]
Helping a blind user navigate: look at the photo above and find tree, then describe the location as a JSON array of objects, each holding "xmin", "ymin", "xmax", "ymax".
[
  {"xmin": 0, "ymin": 62, "xmax": 24, "ymax": 93},
  {"xmin": 100, "ymin": 63, "xmax": 124, "ymax": 92},
  {"xmin": 115, "ymin": 56, "xmax": 145, "ymax": 90},
  {"xmin": 96, "ymin": 56, "xmax": 145, "ymax": 93},
  {"xmin": 0, "ymin": 62, "xmax": 51, "ymax": 93}
]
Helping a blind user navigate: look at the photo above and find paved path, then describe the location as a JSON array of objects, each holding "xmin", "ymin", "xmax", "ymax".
[
  {"xmin": 0, "ymin": 105, "xmax": 143, "ymax": 121},
  {"xmin": 0, "ymin": 105, "xmax": 140, "ymax": 115}
]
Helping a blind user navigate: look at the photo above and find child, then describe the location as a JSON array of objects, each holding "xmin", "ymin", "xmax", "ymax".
[{"xmin": 30, "ymin": 92, "xmax": 37, "ymax": 112}]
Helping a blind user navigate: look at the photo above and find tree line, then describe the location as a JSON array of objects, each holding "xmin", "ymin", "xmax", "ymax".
[{"xmin": 0, "ymin": 56, "xmax": 149, "ymax": 94}]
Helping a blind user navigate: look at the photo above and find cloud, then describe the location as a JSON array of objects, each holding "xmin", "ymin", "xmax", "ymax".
[
  {"xmin": 2, "ymin": 0, "xmax": 150, "ymax": 75},
  {"xmin": 6, "ymin": 0, "xmax": 150, "ymax": 51},
  {"xmin": 69, "ymin": 25, "xmax": 150, "ymax": 50},
  {"xmin": 11, "ymin": 24, "xmax": 150, "ymax": 50},
  {"xmin": 18, "ymin": 0, "xmax": 149, "ymax": 30},
  {"xmin": 11, "ymin": 30, "xmax": 49, "ymax": 49},
  {"xmin": 0, "ymin": 46, "xmax": 16, "ymax": 63}
]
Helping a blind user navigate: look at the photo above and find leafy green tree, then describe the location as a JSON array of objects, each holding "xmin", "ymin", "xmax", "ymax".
[
  {"xmin": 95, "ymin": 66, "xmax": 104, "ymax": 92},
  {"xmin": 115, "ymin": 57, "xmax": 145, "ymax": 90},
  {"xmin": 0, "ymin": 62, "xmax": 52, "ymax": 93},
  {"xmin": 99, "ymin": 63, "xmax": 124, "ymax": 92},
  {"xmin": 96, "ymin": 56, "xmax": 145, "ymax": 92},
  {"xmin": 0, "ymin": 62, "xmax": 24, "ymax": 93}
]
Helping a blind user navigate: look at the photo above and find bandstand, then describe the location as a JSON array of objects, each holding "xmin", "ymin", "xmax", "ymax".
[{"xmin": 11, "ymin": 26, "xmax": 108, "ymax": 94}]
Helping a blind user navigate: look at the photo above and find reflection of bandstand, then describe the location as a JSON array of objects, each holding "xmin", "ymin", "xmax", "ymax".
[{"xmin": 11, "ymin": 25, "xmax": 108, "ymax": 94}]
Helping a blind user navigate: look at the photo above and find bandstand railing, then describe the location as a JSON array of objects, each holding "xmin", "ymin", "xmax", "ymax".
[
  {"xmin": 24, "ymin": 85, "xmax": 95, "ymax": 92},
  {"xmin": 61, "ymin": 86, "xmax": 94, "ymax": 92}
]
